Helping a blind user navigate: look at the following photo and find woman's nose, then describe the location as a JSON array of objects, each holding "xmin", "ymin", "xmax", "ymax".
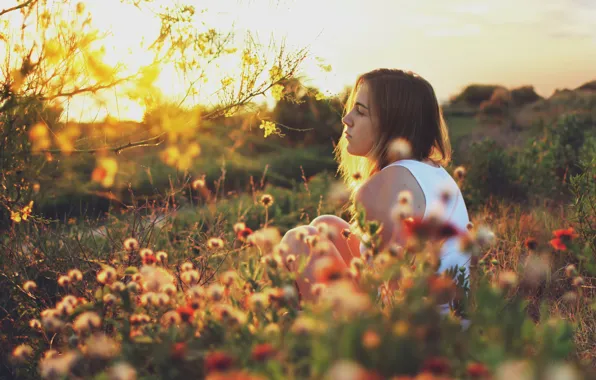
[{"xmin": 342, "ymin": 114, "xmax": 351, "ymax": 127}]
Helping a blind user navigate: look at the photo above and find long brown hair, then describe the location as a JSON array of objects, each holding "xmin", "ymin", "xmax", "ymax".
[{"xmin": 333, "ymin": 69, "xmax": 452, "ymax": 220}]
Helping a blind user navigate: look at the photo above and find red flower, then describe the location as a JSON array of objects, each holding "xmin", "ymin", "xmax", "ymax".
[
  {"xmin": 176, "ymin": 305, "xmax": 195, "ymax": 323},
  {"xmin": 466, "ymin": 362, "xmax": 491, "ymax": 378},
  {"xmin": 143, "ymin": 254, "xmax": 157, "ymax": 265},
  {"xmin": 549, "ymin": 227, "xmax": 579, "ymax": 251},
  {"xmin": 251, "ymin": 343, "xmax": 276, "ymax": 362},
  {"xmin": 523, "ymin": 237, "xmax": 538, "ymax": 250},
  {"xmin": 171, "ymin": 342, "xmax": 186, "ymax": 360},
  {"xmin": 314, "ymin": 256, "xmax": 346, "ymax": 284},
  {"xmin": 237, "ymin": 227, "xmax": 254, "ymax": 242},
  {"xmin": 205, "ymin": 351, "xmax": 234, "ymax": 373},
  {"xmin": 421, "ymin": 356, "xmax": 451, "ymax": 375}
]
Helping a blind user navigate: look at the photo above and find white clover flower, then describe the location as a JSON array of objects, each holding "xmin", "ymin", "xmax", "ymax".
[{"xmin": 73, "ymin": 312, "xmax": 101, "ymax": 333}]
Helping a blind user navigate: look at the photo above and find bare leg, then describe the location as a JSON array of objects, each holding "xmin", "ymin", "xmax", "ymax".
[
  {"xmin": 309, "ymin": 215, "xmax": 361, "ymax": 265},
  {"xmin": 279, "ymin": 225, "xmax": 348, "ymax": 302}
]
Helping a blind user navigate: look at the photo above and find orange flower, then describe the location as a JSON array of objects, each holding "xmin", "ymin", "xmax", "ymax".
[
  {"xmin": 143, "ymin": 254, "xmax": 157, "ymax": 265},
  {"xmin": 176, "ymin": 305, "xmax": 195, "ymax": 323},
  {"xmin": 314, "ymin": 256, "xmax": 346, "ymax": 284},
  {"xmin": 466, "ymin": 362, "xmax": 491, "ymax": 378},
  {"xmin": 549, "ymin": 227, "xmax": 579, "ymax": 251},
  {"xmin": 205, "ymin": 351, "xmax": 234, "ymax": 373},
  {"xmin": 523, "ymin": 237, "xmax": 538, "ymax": 250},
  {"xmin": 237, "ymin": 227, "xmax": 253, "ymax": 242},
  {"xmin": 251, "ymin": 343, "xmax": 276, "ymax": 362}
]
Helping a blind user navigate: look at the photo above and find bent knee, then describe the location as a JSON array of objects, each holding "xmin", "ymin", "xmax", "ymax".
[
  {"xmin": 310, "ymin": 214, "xmax": 349, "ymax": 229},
  {"xmin": 282, "ymin": 225, "xmax": 318, "ymax": 244}
]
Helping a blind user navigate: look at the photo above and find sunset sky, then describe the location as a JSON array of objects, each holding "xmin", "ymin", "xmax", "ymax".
[{"xmin": 4, "ymin": 0, "xmax": 596, "ymax": 121}]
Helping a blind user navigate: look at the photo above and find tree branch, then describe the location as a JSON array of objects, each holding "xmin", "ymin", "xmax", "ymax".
[{"xmin": 0, "ymin": 0, "xmax": 36, "ymax": 18}]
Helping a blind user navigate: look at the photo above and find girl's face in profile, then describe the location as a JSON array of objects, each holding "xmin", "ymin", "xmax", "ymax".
[{"xmin": 342, "ymin": 81, "xmax": 377, "ymax": 157}]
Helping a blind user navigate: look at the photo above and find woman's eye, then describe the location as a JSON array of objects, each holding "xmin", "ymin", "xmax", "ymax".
[{"xmin": 355, "ymin": 107, "xmax": 363, "ymax": 115}]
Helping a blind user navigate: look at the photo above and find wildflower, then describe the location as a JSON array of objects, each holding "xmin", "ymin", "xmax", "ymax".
[
  {"xmin": 207, "ymin": 237, "xmax": 224, "ymax": 249},
  {"xmin": 397, "ymin": 190, "xmax": 413, "ymax": 206},
  {"xmin": 362, "ymin": 330, "xmax": 381, "ymax": 349},
  {"xmin": 139, "ymin": 248, "xmax": 153, "ymax": 258},
  {"xmin": 422, "ymin": 356, "xmax": 451, "ymax": 375},
  {"xmin": 57, "ymin": 275, "xmax": 71, "ymax": 287},
  {"xmin": 285, "ymin": 254, "xmax": 296, "ymax": 266},
  {"xmin": 207, "ymin": 284, "xmax": 225, "ymax": 302},
  {"xmin": 176, "ymin": 305, "xmax": 195, "ymax": 323},
  {"xmin": 466, "ymin": 362, "xmax": 491, "ymax": 378},
  {"xmin": 220, "ymin": 270, "xmax": 238, "ymax": 287},
  {"xmin": 152, "ymin": 293, "xmax": 170, "ymax": 307},
  {"xmin": 181, "ymin": 270, "xmax": 200, "ymax": 285},
  {"xmin": 111, "ymin": 281, "xmax": 126, "ymax": 293},
  {"xmin": 103, "ymin": 293, "xmax": 118, "ymax": 306},
  {"xmin": 523, "ymin": 237, "xmax": 538, "ymax": 250},
  {"xmin": 352, "ymin": 172, "xmax": 362, "ymax": 181},
  {"xmin": 494, "ymin": 360, "xmax": 534, "ymax": 380},
  {"xmin": 127, "ymin": 281, "xmax": 140, "ymax": 293},
  {"xmin": 393, "ymin": 321, "xmax": 409, "ymax": 337},
  {"xmin": 68, "ymin": 269, "xmax": 83, "ymax": 282},
  {"xmin": 161, "ymin": 311, "xmax": 182, "ymax": 327},
  {"xmin": 97, "ymin": 266, "xmax": 117, "ymax": 285},
  {"xmin": 160, "ymin": 283, "xmax": 176, "ymax": 297},
  {"xmin": 84, "ymin": 333, "xmax": 120, "ymax": 359},
  {"xmin": 326, "ymin": 360, "xmax": 368, "ymax": 380},
  {"xmin": 123, "ymin": 238, "xmax": 140, "ymax": 252},
  {"xmin": 549, "ymin": 227, "xmax": 579, "ymax": 251},
  {"xmin": 390, "ymin": 202, "xmax": 413, "ymax": 222},
  {"xmin": 572, "ymin": 276, "xmax": 584, "ymax": 287},
  {"xmin": 29, "ymin": 319, "xmax": 42, "ymax": 329},
  {"xmin": 73, "ymin": 312, "xmax": 102, "ymax": 333},
  {"xmin": 521, "ymin": 254, "xmax": 550, "ymax": 287},
  {"xmin": 341, "ymin": 228, "xmax": 352, "ymax": 239},
  {"xmin": 466, "ymin": 222, "xmax": 474, "ymax": 231},
  {"xmin": 291, "ymin": 316, "xmax": 319, "ymax": 335},
  {"xmin": 108, "ymin": 362, "xmax": 137, "ymax": 380},
  {"xmin": 41, "ymin": 314, "xmax": 64, "ymax": 332},
  {"xmin": 156, "ymin": 251, "xmax": 168, "ymax": 264},
  {"xmin": 475, "ymin": 226, "xmax": 495, "ymax": 247},
  {"xmin": 387, "ymin": 137, "xmax": 412, "ymax": 162},
  {"xmin": 192, "ymin": 177, "xmax": 206, "ymax": 190},
  {"xmin": 142, "ymin": 254, "xmax": 157, "ymax": 265},
  {"xmin": 282, "ymin": 285, "xmax": 297, "ymax": 301},
  {"xmin": 12, "ymin": 344, "xmax": 33, "ymax": 363},
  {"xmin": 236, "ymin": 226, "xmax": 254, "ymax": 242},
  {"xmin": 565, "ymin": 264, "xmax": 577, "ymax": 278},
  {"xmin": 314, "ymin": 256, "xmax": 346, "ymax": 283},
  {"xmin": 259, "ymin": 194, "xmax": 274, "ymax": 207},
  {"xmin": 23, "ymin": 280, "xmax": 37, "ymax": 292},
  {"xmin": 181, "ymin": 262, "xmax": 194, "ymax": 272},
  {"xmin": 251, "ymin": 343, "xmax": 276, "ymax": 362},
  {"xmin": 39, "ymin": 351, "xmax": 80, "ymax": 379},
  {"xmin": 55, "ymin": 301, "xmax": 74, "ymax": 316},
  {"xmin": 130, "ymin": 314, "xmax": 151, "ymax": 326},
  {"xmin": 454, "ymin": 166, "xmax": 466, "ymax": 181},
  {"xmin": 248, "ymin": 292, "xmax": 269, "ymax": 311},
  {"xmin": 544, "ymin": 363, "xmax": 582, "ymax": 380},
  {"xmin": 140, "ymin": 266, "xmax": 175, "ymax": 292},
  {"xmin": 187, "ymin": 285, "xmax": 206, "ymax": 300},
  {"xmin": 205, "ymin": 351, "xmax": 234, "ymax": 373}
]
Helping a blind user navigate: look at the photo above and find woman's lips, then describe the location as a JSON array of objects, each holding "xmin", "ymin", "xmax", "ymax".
[{"xmin": 345, "ymin": 132, "xmax": 351, "ymax": 138}]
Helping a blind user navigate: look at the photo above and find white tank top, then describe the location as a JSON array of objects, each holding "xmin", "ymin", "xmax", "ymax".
[{"xmin": 359, "ymin": 159, "xmax": 472, "ymax": 277}]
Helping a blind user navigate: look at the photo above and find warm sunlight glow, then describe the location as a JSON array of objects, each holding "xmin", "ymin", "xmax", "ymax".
[{"xmin": 3, "ymin": 0, "xmax": 594, "ymax": 122}]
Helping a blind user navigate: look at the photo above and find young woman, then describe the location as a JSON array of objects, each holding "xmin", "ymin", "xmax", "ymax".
[{"xmin": 279, "ymin": 68, "xmax": 471, "ymax": 302}]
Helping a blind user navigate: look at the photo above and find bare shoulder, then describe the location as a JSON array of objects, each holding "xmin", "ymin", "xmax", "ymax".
[{"xmin": 355, "ymin": 165, "xmax": 426, "ymax": 218}]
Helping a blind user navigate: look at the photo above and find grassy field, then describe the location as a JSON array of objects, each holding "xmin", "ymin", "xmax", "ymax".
[{"xmin": 2, "ymin": 96, "xmax": 595, "ymax": 379}]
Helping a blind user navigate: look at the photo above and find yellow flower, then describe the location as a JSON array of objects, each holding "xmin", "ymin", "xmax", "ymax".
[
  {"xmin": 270, "ymin": 84, "xmax": 284, "ymax": 101},
  {"xmin": 259, "ymin": 121, "xmax": 281, "ymax": 138},
  {"xmin": 91, "ymin": 158, "xmax": 118, "ymax": 188}
]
